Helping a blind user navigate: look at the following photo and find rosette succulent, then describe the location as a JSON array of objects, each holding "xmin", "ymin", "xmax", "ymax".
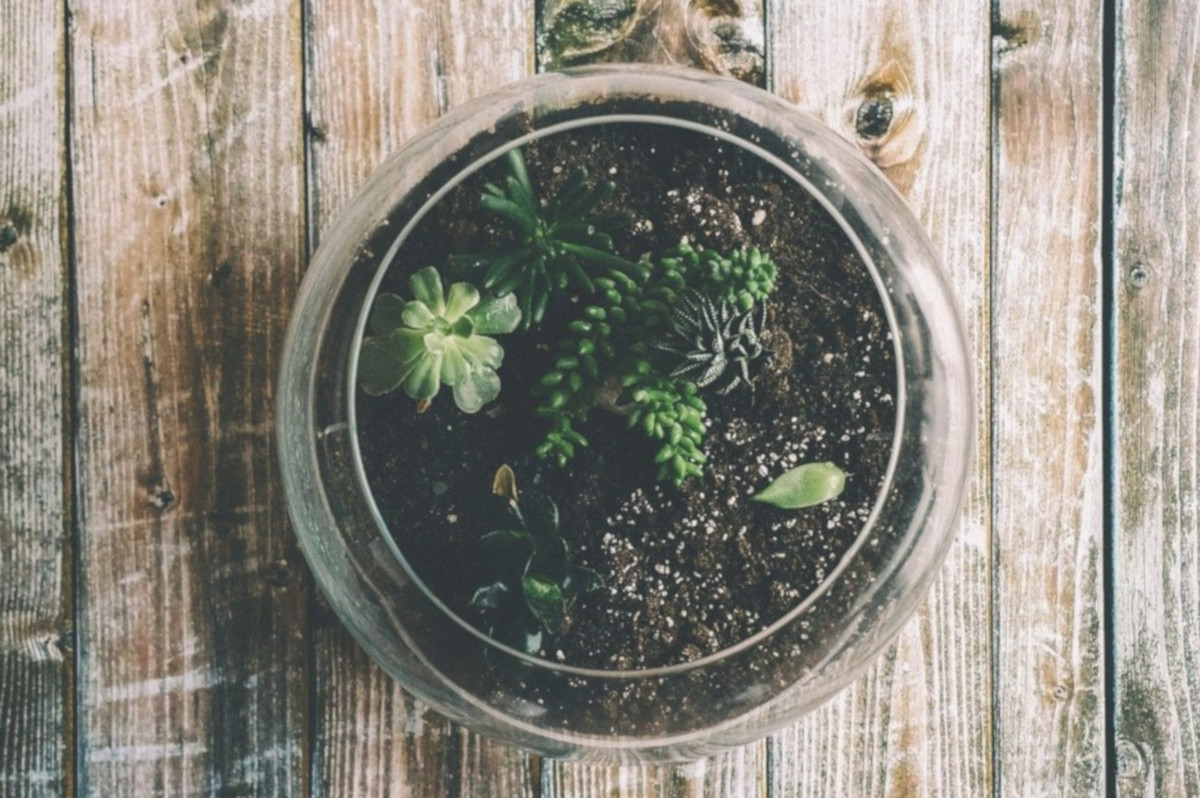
[
  {"xmin": 655, "ymin": 289, "xmax": 771, "ymax": 395},
  {"xmin": 358, "ymin": 266, "xmax": 520, "ymax": 412}
]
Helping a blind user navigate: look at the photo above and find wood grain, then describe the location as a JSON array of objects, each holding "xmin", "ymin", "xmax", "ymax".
[
  {"xmin": 1113, "ymin": 0, "xmax": 1200, "ymax": 794},
  {"xmin": 541, "ymin": 744, "xmax": 765, "ymax": 797},
  {"xmin": 69, "ymin": 1, "xmax": 307, "ymax": 794},
  {"xmin": 0, "ymin": 2, "xmax": 70, "ymax": 795},
  {"xmin": 304, "ymin": 1, "xmax": 537, "ymax": 795},
  {"xmin": 770, "ymin": 3, "xmax": 993, "ymax": 795},
  {"xmin": 538, "ymin": 0, "xmax": 766, "ymax": 86},
  {"xmin": 531, "ymin": 4, "xmax": 775, "ymax": 794},
  {"xmin": 992, "ymin": 0, "xmax": 1106, "ymax": 794}
]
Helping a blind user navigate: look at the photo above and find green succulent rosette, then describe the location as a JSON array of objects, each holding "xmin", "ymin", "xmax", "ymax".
[{"xmin": 358, "ymin": 266, "xmax": 520, "ymax": 413}]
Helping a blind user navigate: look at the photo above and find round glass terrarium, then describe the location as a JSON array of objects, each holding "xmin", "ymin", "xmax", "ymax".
[{"xmin": 278, "ymin": 65, "xmax": 972, "ymax": 762}]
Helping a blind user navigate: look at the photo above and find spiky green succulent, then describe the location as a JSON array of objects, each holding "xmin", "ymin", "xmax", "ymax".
[
  {"xmin": 453, "ymin": 147, "xmax": 639, "ymax": 329},
  {"xmin": 654, "ymin": 289, "xmax": 772, "ymax": 396},
  {"xmin": 470, "ymin": 466, "xmax": 600, "ymax": 655},
  {"xmin": 358, "ymin": 266, "xmax": 520, "ymax": 413}
]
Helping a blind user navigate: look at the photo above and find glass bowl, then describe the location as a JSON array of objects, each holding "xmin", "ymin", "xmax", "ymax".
[{"xmin": 277, "ymin": 65, "xmax": 972, "ymax": 763}]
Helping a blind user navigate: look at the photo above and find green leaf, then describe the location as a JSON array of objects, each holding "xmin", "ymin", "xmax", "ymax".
[
  {"xmin": 481, "ymin": 193, "xmax": 537, "ymax": 233},
  {"xmin": 558, "ymin": 242, "xmax": 637, "ymax": 272},
  {"xmin": 751, "ymin": 461, "xmax": 847, "ymax": 509},
  {"xmin": 563, "ymin": 565, "xmax": 603, "ymax": 596},
  {"xmin": 529, "ymin": 536, "xmax": 569, "ymax": 583},
  {"xmin": 525, "ymin": 494, "xmax": 559, "ymax": 536},
  {"xmin": 480, "ymin": 529, "xmax": 532, "ymax": 554},
  {"xmin": 440, "ymin": 342, "xmax": 469, "ymax": 385},
  {"xmin": 357, "ymin": 329, "xmax": 424, "ymax": 395},
  {"xmin": 458, "ymin": 335, "xmax": 503, "ymax": 369},
  {"xmin": 469, "ymin": 581, "xmax": 509, "ymax": 610},
  {"xmin": 496, "ymin": 615, "xmax": 543, "ymax": 655},
  {"xmin": 504, "ymin": 147, "xmax": 533, "ymax": 200},
  {"xmin": 358, "ymin": 336, "xmax": 408, "ymax": 395},
  {"xmin": 470, "ymin": 292, "xmax": 521, "ymax": 334},
  {"xmin": 409, "ymin": 267, "xmax": 445, "ymax": 315},
  {"xmin": 453, "ymin": 368, "xmax": 500, "ymax": 413},
  {"xmin": 402, "ymin": 352, "xmax": 442, "ymax": 400},
  {"xmin": 522, "ymin": 576, "xmax": 566, "ymax": 634},
  {"xmin": 368, "ymin": 293, "xmax": 407, "ymax": 335},
  {"xmin": 400, "ymin": 300, "xmax": 436, "ymax": 330},
  {"xmin": 444, "ymin": 282, "xmax": 481, "ymax": 321}
]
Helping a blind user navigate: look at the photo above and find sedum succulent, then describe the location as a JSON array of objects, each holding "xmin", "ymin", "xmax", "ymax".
[
  {"xmin": 661, "ymin": 239, "xmax": 777, "ymax": 311},
  {"xmin": 358, "ymin": 266, "xmax": 520, "ymax": 413}
]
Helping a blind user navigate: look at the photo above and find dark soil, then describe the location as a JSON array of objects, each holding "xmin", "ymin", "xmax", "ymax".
[{"xmin": 356, "ymin": 122, "xmax": 896, "ymax": 672}]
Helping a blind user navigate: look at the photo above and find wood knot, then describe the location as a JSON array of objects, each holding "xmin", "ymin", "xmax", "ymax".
[
  {"xmin": 993, "ymin": 13, "xmax": 1040, "ymax": 58},
  {"xmin": 0, "ymin": 224, "xmax": 18, "ymax": 253},
  {"xmin": 845, "ymin": 60, "xmax": 923, "ymax": 169},
  {"xmin": 209, "ymin": 260, "xmax": 233, "ymax": 288},
  {"xmin": 147, "ymin": 481, "xmax": 176, "ymax": 511},
  {"xmin": 263, "ymin": 559, "xmax": 293, "ymax": 588},
  {"xmin": 1116, "ymin": 739, "xmax": 1147, "ymax": 779},
  {"xmin": 1127, "ymin": 263, "xmax": 1151, "ymax": 289}
]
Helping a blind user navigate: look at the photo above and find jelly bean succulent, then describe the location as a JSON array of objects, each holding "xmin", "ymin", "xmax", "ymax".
[
  {"xmin": 358, "ymin": 266, "xmax": 520, "ymax": 413},
  {"xmin": 529, "ymin": 242, "xmax": 779, "ymax": 485},
  {"xmin": 470, "ymin": 466, "xmax": 601, "ymax": 655},
  {"xmin": 661, "ymin": 240, "xmax": 777, "ymax": 311},
  {"xmin": 453, "ymin": 147, "xmax": 641, "ymax": 329}
]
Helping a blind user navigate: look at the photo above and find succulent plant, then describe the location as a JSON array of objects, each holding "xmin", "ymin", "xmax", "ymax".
[
  {"xmin": 621, "ymin": 369, "xmax": 708, "ymax": 485},
  {"xmin": 654, "ymin": 289, "xmax": 771, "ymax": 396},
  {"xmin": 470, "ymin": 466, "xmax": 600, "ymax": 655},
  {"xmin": 358, "ymin": 266, "xmax": 520, "ymax": 413},
  {"xmin": 752, "ymin": 461, "xmax": 847, "ymax": 509},
  {"xmin": 453, "ymin": 147, "xmax": 641, "ymax": 329},
  {"xmin": 661, "ymin": 239, "xmax": 777, "ymax": 311}
]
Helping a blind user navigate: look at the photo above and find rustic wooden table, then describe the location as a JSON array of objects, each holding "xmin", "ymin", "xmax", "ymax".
[{"xmin": 2, "ymin": 0, "xmax": 1195, "ymax": 794}]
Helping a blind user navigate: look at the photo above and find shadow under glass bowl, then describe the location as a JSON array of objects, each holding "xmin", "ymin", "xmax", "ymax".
[{"xmin": 277, "ymin": 65, "xmax": 973, "ymax": 763}]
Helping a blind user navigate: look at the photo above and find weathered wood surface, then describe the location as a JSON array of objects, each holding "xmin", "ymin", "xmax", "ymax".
[
  {"xmin": 537, "ymin": 0, "xmax": 765, "ymax": 85},
  {"xmin": 305, "ymin": 1, "xmax": 538, "ymax": 795},
  {"xmin": 69, "ymin": 1, "xmax": 308, "ymax": 795},
  {"xmin": 0, "ymin": 2, "xmax": 70, "ymax": 796},
  {"xmin": 992, "ymin": 0, "xmax": 1107, "ymax": 794},
  {"xmin": 8, "ymin": 0, "xmax": 1200, "ymax": 793},
  {"xmin": 769, "ymin": 3, "xmax": 993, "ymax": 795},
  {"xmin": 1113, "ymin": 0, "xmax": 1200, "ymax": 795}
]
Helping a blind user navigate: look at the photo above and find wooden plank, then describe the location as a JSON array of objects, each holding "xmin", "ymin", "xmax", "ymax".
[
  {"xmin": 537, "ymin": 0, "xmax": 766, "ymax": 85},
  {"xmin": 305, "ymin": 1, "xmax": 538, "ymax": 795},
  {"xmin": 1113, "ymin": 0, "xmax": 1200, "ymax": 794},
  {"xmin": 530, "ymin": 5, "xmax": 770, "ymax": 794},
  {"xmin": 769, "ymin": 3, "xmax": 992, "ymax": 795},
  {"xmin": 69, "ymin": 1, "xmax": 308, "ymax": 794},
  {"xmin": 542, "ymin": 744, "xmax": 765, "ymax": 797},
  {"xmin": 0, "ymin": 1, "xmax": 70, "ymax": 795},
  {"xmin": 992, "ymin": 0, "xmax": 1107, "ymax": 794}
]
